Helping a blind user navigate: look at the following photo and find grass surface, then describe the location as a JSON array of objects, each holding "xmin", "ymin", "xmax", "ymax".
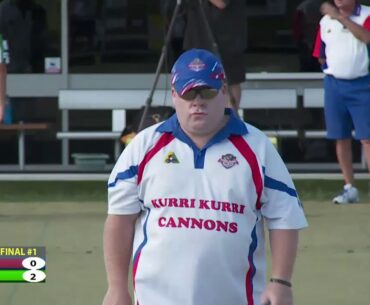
[
  {"xmin": 0, "ymin": 181, "xmax": 107, "ymax": 202},
  {"xmin": 0, "ymin": 179, "xmax": 369, "ymax": 304},
  {"xmin": 296, "ymin": 179, "xmax": 370, "ymax": 202},
  {"xmin": 0, "ymin": 199, "xmax": 369, "ymax": 305},
  {"xmin": 0, "ymin": 180, "xmax": 369, "ymax": 202}
]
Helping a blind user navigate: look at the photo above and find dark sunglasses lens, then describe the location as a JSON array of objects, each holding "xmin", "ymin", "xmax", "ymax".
[
  {"xmin": 181, "ymin": 90, "xmax": 197, "ymax": 100},
  {"xmin": 200, "ymin": 89, "xmax": 218, "ymax": 99},
  {"xmin": 180, "ymin": 88, "xmax": 218, "ymax": 100}
]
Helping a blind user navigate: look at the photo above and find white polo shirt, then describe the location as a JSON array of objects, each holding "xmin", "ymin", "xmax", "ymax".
[
  {"xmin": 108, "ymin": 111, "xmax": 308, "ymax": 305},
  {"xmin": 0, "ymin": 33, "xmax": 9, "ymax": 64},
  {"xmin": 313, "ymin": 4, "xmax": 370, "ymax": 79}
]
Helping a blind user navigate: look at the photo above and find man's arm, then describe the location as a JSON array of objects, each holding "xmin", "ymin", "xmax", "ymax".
[
  {"xmin": 338, "ymin": 17, "xmax": 370, "ymax": 43},
  {"xmin": 102, "ymin": 213, "xmax": 139, "ymax": 305},
  {"xmin": 321, "ymin": 2, "xmax": 370, "ymax": 44},
  {"xmin": 208, "ymin": 0, "xmax": 227, "ymax": 10},
  {"xmin": 260, "ymin": 229, "xmax": 299, "ymax": 305},
  {"xmin": 0, "ymin": 63, "xmax": 6, "ymax": 123}
]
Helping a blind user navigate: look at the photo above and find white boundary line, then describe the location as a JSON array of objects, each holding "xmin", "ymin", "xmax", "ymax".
[
  {"xmin": 0, "ymin": 173, "xmax": 369, "ymax": 181},
  {"xmin": 0, "ymin": 174, "xmax": 109, "ymax": 181},
  {"xmin": 291, "ymin": 173, "xmax": 370, "ymax": 180}
]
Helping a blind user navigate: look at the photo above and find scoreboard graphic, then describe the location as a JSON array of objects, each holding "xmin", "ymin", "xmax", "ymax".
[{"xmin": 0, "ymin": 247, "xmax": 46, "ymax": 283}]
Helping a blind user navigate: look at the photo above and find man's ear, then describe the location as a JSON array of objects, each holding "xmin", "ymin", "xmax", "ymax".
[{"xmin": 171, "ymin": 87, "xmax": 178, "ymax": 107}]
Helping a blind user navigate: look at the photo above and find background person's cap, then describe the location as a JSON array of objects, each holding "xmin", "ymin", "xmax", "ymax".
[{"xmin": 171, "ymin": 49, "xmax": 225, "ymax": 96}]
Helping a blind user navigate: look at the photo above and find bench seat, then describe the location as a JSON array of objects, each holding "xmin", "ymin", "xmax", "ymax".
[{"xmin": 0, "ymin": 122, "xmax": 51, "ymax": 169}]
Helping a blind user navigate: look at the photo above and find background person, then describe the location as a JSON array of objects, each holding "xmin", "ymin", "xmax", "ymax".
[
  {"xmin": 313, "ymin": 0, "xmax": 370, "ymax": 203},
  {"xmin": 0, "ymin": 33, "xmax": 9, "ymax": 123},
  {"xmin": 160, "ymin": 0, "xmax": 186, "ymax": 68},
  {"xmin": 102, "ymin": 49, "xmax": 307, "ymax": 305},
  {"xmin": 0, "ymin": 0, "xmax": 47, "ymax": 73},
  {"xmin": 183, "ymin": 0, "xmax": 246, "ymax": 110},
  {"xmin": 293, "ymin": 0, "xmax": 325, "ymax": 72}
]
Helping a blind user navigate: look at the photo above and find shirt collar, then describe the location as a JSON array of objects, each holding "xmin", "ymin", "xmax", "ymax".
[
  {"xmin": 156, "ymin": 108, "xmax": 248, "ymax": 145},
  {"xmin": 353, "ymin": 3, "xmax": 361, "ymax": 16}
]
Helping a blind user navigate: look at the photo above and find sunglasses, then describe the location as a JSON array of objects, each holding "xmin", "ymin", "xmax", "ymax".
[{"xmin": 179, "ymin": 87, "xmax": 219, "ymax": 101}]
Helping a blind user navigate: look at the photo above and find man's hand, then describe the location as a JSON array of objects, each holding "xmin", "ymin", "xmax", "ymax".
[
  {"xmin": 320, "ymin": 1, "xmax": 370, "ymax": 43},
  {"xmin": 102, "ymin": 214, "xmax": 138, "ymax": 305},
  {"xmin": 208, "ymin": 0, "xmax": 227, "ymax": 10},
  {"xmin": 102, "ymin": 287, "xmax": 133, "ymax": 305},
  {"xmin": 259, "ymin": 282, "xmax": 293, "ymax": 305},
  {"xmin": 320, "ymin": 2, "xmax": 340, "ymax": 19}
]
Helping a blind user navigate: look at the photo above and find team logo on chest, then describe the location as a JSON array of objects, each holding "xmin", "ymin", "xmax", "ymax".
[
  {"xmin": 164, "ymin": 152, "xmax": 179, "ymax": 164},
  {"xmin": 218, "ymin": 153, "xmax": 238, "ymax": 169}
]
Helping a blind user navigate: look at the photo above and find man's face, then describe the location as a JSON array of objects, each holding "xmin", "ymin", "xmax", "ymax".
[
  {"xmin": 334, "ymin": 0, "xmax": 356, "ymax": 9},
  {"xmin": 172, "ymin": 85, "xmax": 228, "ymax": 137}
]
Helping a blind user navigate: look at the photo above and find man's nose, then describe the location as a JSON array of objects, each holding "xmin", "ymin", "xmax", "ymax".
[{"xmin": 190, "ymin": 96, "xmax": 206, "ymax": 106}]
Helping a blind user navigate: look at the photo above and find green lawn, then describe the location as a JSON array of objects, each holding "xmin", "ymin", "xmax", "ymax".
[
  {"xmin": 0, "ymin": 180, "xmax": 369, "ymax": 202},
  {"xmin": 0, "ymin": 198, "xmax": 369, "ymax": 305},
  {"xmin": 295, "ymin": 179, "xmax": 370, "ymax": 202},
  {"xmin": 0, "ymin": 181, "xmax": 107, "ymax": 202}
]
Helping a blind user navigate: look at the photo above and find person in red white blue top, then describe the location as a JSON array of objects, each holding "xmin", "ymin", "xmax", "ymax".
[
  {"xmin": 313, "ymin": 0, "xmax": 370, "ymax": 204},
  {"xmin": 102, "ymin": 49, "xmax": 308, "ymax": 305}
]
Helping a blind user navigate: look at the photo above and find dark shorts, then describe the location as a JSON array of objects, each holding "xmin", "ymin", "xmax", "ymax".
[
  {"xmin": 219, "ymin": 52, "xmax": 246, "ymax": 85},
  {"xmin": 324, "ymin": 74, "xmax": 370, "ymax": 140}
]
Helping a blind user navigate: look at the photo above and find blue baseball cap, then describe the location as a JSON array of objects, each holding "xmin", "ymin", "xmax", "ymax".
[{"xmin": 171, "ymin": 49, "xmax": 225, "ymax": 96}]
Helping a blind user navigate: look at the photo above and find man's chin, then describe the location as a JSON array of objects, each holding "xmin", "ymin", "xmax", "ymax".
[{"xmin": 189, "ymin": 124, "xmax": 213, "ymax": 135}]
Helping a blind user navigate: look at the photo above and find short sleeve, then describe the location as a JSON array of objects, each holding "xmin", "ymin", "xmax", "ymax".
[
  {"xmin": 107, "ymin": 138, "xmax": 143, "ymax": 215},
  {"xmin": 363, "ymin": 15, "xmax": 370, "ymax": 31},
  {"xmin": 0, "ymin": 34, "xmax": 9, "ymax": 64},
  {"xmin": 312, "ymin": 25, "xmax": 322, "ymax": 58},
  {"xmin": 260, "ymin": 138, "xmax": 308, "ymax": 230}
]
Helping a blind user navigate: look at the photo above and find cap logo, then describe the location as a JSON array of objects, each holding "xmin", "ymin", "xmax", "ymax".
[{"xmin": 188, "ymin": 58, "xmax": 205, "ymax": 72}]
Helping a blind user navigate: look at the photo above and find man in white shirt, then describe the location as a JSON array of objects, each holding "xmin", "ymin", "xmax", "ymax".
[
  {"xmin": 102, "ymin": 49, "xmax": 308, "ymax": 305},
  {"xmin": 313, "ymin": 0, "xmax": 370, "ymax": 203}
]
